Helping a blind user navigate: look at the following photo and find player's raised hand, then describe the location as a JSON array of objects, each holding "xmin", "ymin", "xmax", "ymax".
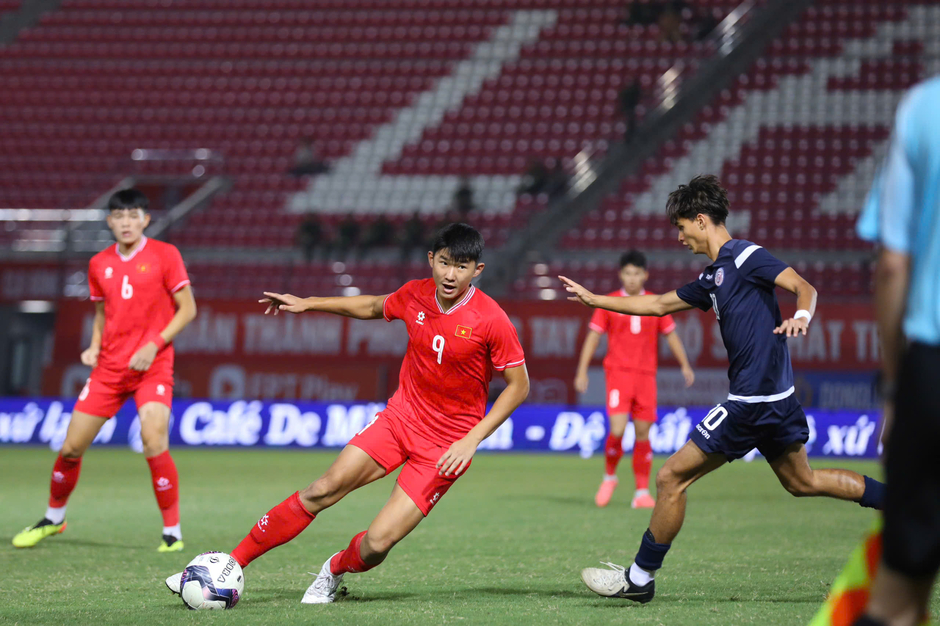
[
  {"xmin": 436, "ymin": 436, "xmax": 477, "ymax": 477},
  {"xmin": 80, "ymin": 345, "xmax": 100, "ymax": 368},
  {"xmin": 773, "ymin": 317, "xmax": 809, "ymax": 338},
  {"xmin": 260, "ymin": 292, "xmax": 307, "ymax": 315},
  {"xmin": 559, "ymin": 275, "xmax": 597, "ymax": 307},
  {"xmin": 129, "ymin": 342, "xmax": 158, "ymax": 371}
]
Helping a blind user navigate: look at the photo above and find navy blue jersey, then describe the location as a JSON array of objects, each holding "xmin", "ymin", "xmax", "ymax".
[{"xmin": 676, "ymin": 239, "xmax": 792, "ymax": 401}]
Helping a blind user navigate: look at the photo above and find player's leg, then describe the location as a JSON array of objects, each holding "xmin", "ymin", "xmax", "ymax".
[
  {"xmin": 12, "ymin": 377, "xmax": 121, "ymax": 548},
  {"xmin": 166, "ymin": 443, "xmax": 390, "ymax": 596},
  {"xmin": 630, "ymin": 419, "xmax": 654, "ymax": 508},
  {"xmin": 768, "ymin": 442, "xmax": 882, "ymax": 507},
  {"xmin": 136, "ymin": 393, "xmax": 184, "ymax": 552},
  {"xmin": 225, "ymin": 412, "xmax": 405, "ymax": 571},
  {"xmin": 630, "ymin": 373, "xmax": 658, "ymax": 509},
  {"xmin": 228, "ymin": 444, "xmax": 388, "ymax": 570},
  {"xmin": 763, "ymin": 397, "xmax": 884, "ymax": 509},
  {"xmin": 581, "ymin": 440, "xmax": 725, "ymax": 601},
  {"xmin": 861, "ymin": 568, "xmax": 934, "ymax": 626},
  {"xmin": 303, "ymin": 436, "xmax": 461, "ymax": 605},
  {"xmin": 303, "ymin": 484, "xmax": 426, "ymax": 605},
  {"xmin": 597, "ymin": 411, "xmax": 627, "ymax": 507},
  {"xmin": 583, "ymin": 401, "xmax": 763, "ymax": 601},
  {"xmin": 858, "ymin": 342, "xmax": 940, "ymax": 626},
  {"xmin": 596, "ymin": 369, "xmax": 627, "ymax": 507}
]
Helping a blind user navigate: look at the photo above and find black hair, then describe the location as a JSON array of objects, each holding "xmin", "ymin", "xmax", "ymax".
[
  {"xmin": 108, "ymin": 188, "xmax": 149, "ymax": 212},
  {"xmin": 665, "ymin": 174, "xmax": 729, "ymax": 226},
  {"xmin": 431, "ymin": 223, "xmax": 484, "ymax": 263},
  {"xmin": 619, "ymin": 250, "xmax": 647, "ymax": 270}
]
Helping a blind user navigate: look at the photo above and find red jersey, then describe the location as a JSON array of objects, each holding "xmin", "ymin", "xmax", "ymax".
[
  {"xmin": 87, "ymin": 236, "xmax": 190, "ymax": 385},
  {"xmin": 588, "ymin": 289, "xmax": 676, "ymax": 375},
  {"xmin": 383, "ymin": 278, "xmax": 526, "ymax": 446}
]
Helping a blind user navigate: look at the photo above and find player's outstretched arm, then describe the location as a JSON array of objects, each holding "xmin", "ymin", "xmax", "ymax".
[
  {"xmin": 559, "ymin": 276, "xmax": 693, "ymax": 317},
  {"xmin": 436, "ymin": 364, "xmax": 530, "ymax": 477},
  {"xmin": 260, "ymin": 291, "xmax": 387, "ymax": 320},
  {"xmin": 772, "ymin": 268, "xmax": 818, "ymax": 337}
]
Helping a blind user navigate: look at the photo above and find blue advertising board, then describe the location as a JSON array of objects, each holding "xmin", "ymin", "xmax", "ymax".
[{"xmin": 0, "ymin": 399, "xmax": 882, "ymax": 459}]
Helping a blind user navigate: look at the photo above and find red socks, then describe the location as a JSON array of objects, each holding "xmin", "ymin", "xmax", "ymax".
[
  {"xmin": 48, "ymin": 454, "xmax": 82, "ymax": 507},
  {"xmin": 146, "ymin": 451, "xmax": 180, "ymax": 526},
  {"xmin": 604, "ymin": 434, "xmax": 623, "ymax": 477},
  {"xmin": 231, "ymin": 492, "xmax": 315, "ymax": 567},
  {"xmin": 633, "ymin": 439, "xmax": 653, "ymax": 491},
  {"xmin": 330, "ymin": 530, "xmax": 379, "ymax": 575}
]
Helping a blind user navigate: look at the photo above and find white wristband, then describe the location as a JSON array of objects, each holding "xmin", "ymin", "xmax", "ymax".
[{"xmin": 794, "ymin": 310, "xmax": 812, "ymax": 323}]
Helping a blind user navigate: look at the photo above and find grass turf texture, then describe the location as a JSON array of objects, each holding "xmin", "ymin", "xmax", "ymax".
[{"xmin": 0, "ymin": 447, "xmax": 932, "ymax": 625}]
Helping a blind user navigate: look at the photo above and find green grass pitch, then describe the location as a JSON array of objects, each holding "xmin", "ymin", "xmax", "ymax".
[{"xmin": 1, "ymin": 447, "xmax": 934, "ymax": 625}]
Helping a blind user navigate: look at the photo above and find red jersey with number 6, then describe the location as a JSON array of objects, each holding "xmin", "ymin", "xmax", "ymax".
[
  {"xmin": 589, "ymin": 289, "xmax": 676, "ymax": 375},
  {"xmin": 87, "ymin": 236, "xmax": 190, "ymax": 385},
  {"xmin": 382, "ymin": 278, "xmax": 526, "ymax": 446}
]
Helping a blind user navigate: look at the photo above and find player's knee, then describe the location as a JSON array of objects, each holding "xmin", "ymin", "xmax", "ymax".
[
  {"xmin": 139, "ymin": 426, "xmax": 169, "ymax": 457},
  {"xmin": 362, "ymin": 530, "xmax": 398, "ymax": 557},
  {"xmin": 302, "ymin": 474, "xmax": 344, "ymax": 505},
  {"xmin": 782, "ymin": 475, "xmax": 816, "ymax": 498},
  {"xmin": 141, "ymin": 438, "xmax": 168, "ymax": 458},
  {"xmin": 655, "ymin": 466, "xmax": 680, "ymax": 496},
  {"xmin": 59, "ymin": 441, "xmax": 84, "ymax": 459}
]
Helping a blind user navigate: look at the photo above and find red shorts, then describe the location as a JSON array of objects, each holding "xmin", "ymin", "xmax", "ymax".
[
  {"xmin": 604, "ymin": 369, "xmax": 657, "ymax": 423},
  {"xmin": 73, "ymin": 370, "xmax": 173, "ymax": 418},
  {"xmin": 348, "ymin": 409, "xmax": 467, "ymax": 516}
]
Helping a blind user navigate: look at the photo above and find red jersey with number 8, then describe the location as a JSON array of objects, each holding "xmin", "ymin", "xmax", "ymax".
[
  {"xmin": 382, "ymin": 278, "xmax": 525, "ymax": 446},
  {"xmin": 589, "ymin": 289, "xmax": 676, "ymax": 374},
  {"xmin": 87, "ymin": 236, "xmax": 190, "ymax": 385}
]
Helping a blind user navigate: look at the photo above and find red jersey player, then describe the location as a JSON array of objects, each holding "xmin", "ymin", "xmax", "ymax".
[
  {"xmin": 12, "ymin": 189, "xmax": 197, "ymax": 552},
  {"xmin": 573, "ymin": 251, "xmax": 694, "ymax": 509},
  {"xmin": 164, "ymin": 223, "xmax": 529, "ymax": 605}
]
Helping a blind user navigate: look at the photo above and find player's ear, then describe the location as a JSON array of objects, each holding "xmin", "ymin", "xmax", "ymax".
[
  {"xmin": 473, "ymin": 262, "xmax": 484, "ymax": 278},
  {"xmin": 427, "ymin": 251, "xmax": 434, "ymax": 267},
  {"xmin": 142, "ymin": 212, "xmax": 151, "ymax": 229}
]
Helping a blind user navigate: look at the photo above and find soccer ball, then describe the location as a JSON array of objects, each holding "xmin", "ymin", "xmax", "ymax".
[{"xmin": 179, "ymin": 551, "xmax": 244, "ymax": 610}]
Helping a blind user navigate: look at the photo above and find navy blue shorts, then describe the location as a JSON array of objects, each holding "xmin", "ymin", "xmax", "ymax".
[{"xmin": 689, "ymin": 395, "xmax": 809, "ymax": 462}]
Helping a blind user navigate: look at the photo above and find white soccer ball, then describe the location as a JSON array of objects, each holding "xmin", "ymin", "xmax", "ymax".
[{"xmin": 179, "ymin": 551, "xmax": 244, "ymax": 610}]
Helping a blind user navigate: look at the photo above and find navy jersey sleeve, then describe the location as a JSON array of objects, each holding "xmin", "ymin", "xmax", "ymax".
[
  {"xmin": 676, "ymin": 278, "xmax": 712, "ymax": 312},
  {"xmin": 737, "ymin": 245, "xmax": 789, "ymax": 290}
]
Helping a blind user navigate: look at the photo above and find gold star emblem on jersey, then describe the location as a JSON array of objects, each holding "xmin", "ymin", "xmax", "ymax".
[
  {"xmin": 136, "ymin": 263, "xmax": 150, "ymax": 273},
  {"xmin": 455, "ymin": 325, "xmax": 472, "ymax": 339}
]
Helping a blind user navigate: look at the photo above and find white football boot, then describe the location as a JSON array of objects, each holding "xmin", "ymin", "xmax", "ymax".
[
  {"xmin": 165, "ymin": 571, "xmax": 183, "ymax": 595},
  {"xmin": 301, "ymin": 552, "xmax": 344, "ymax": 604},
  {"xmin": 580, "ymin": 561, "xmax": 655, "ymax": 603}
]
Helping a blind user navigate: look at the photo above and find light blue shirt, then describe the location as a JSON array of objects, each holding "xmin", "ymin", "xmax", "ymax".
[{"xmin": 858, "ymin": 76, "xmax": 940, "ymax": 345}]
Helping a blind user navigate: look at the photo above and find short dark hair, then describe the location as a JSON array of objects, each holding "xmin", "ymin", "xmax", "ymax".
[
  {"xmin": 619, "ymin": 250, "xmax": 647, "ymax": 270},
  {"xmin": 665, "ymin": 174, "xmax": 729, "ymax": 226},
  {"xmin": 431, "ymin": 223, "xmax": 484, "ymax": 263},
  {"xmin": 108, "ymin": 188, "xmax": 149, "ymax": 212}
]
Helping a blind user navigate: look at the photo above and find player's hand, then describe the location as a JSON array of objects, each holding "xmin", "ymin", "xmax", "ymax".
[
  {"xmin": 129, "ymin": 342, "xmax": 158, "ymax": 372},
  {"xmin": 682, "ymin": 365, "xmax": 695, "ymax": 387},
  {"xmin": 574, "ymin": 371, "xmax": 589, "ymax": 394},
  {"xmin": 558, "ymin": 275, "xmax": 597, "ymax": 307},
  {"xmin": 773, "ymin": 317, "xmax": 809, "ymax": 337},
  {"xmin": 260, "ymin": 292, "xmax": 307, "ymax": 315},
  {"xmin": 436, "ymin": 436, "xmax": 478, "ymax": 477},
  {"xmin": 80, "ymin": 346, "xmax": 100, "ymax": 368}
]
